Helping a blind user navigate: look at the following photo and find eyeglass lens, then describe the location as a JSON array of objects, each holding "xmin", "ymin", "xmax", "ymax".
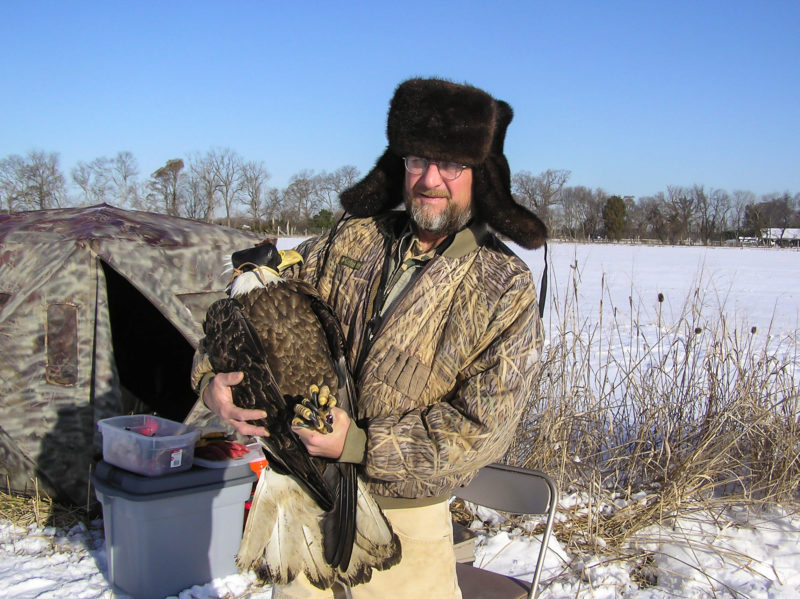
[{"xmin": 405, "ymin": 156, "xmax": 464, "ymax": 180}]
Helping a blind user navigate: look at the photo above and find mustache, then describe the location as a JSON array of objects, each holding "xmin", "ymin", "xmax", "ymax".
[{"xmin": 412, "ymin": 186, "xmax": 451, "ymax": 199}]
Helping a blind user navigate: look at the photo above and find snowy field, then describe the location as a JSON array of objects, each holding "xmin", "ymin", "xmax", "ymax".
[{"xmin": 2, "ymin": 240, "xmax": 799, "ymax": 598}]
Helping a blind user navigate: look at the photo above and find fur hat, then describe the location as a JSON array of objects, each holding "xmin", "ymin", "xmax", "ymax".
[{"xmin": 340, "ymin": 78, "xmax": 547, "ymax": 249}]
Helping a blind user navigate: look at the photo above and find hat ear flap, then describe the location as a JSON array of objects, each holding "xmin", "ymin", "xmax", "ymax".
[
  {"xmin": 473, "ymin": 157, "xmax": 548, "ymax": 250},
  {"xmin": 340, "ymin": 149, "xmax": 405, "ymax": 217}
]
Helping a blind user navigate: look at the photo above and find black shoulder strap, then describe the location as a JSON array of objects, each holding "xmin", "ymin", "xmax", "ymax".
[
  {"xmin": 538, "ymin": 243, "xmax": 548, "ymax": 319},
  {"xmin": 312, "ymin": 212, "xmax": 350, "ymax": 289}
]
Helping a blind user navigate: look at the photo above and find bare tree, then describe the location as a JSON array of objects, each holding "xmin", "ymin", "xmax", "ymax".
[
  {"xmin": 72, "ymin": 157, "xmax": 112, "ymax": 205},
  {"xmin": 148, "ymin": 158, "xmax": 185, "ymax": 216},
  {"xmin": 665, "ymin": 185, "xmax": 695, "ymax": 243},
  {"xmin": 636, "ymin": 193, "xmax": 669, "ymax": 242},
  {"xmin": 511, "ymin": 171, "xmax": 538, "ymax": 209},
  {"xmin": 239, "ymin": 160, "xmax": 271, "ymax": 230},
  {"xmin": 706, "ymin": 188, "xmax": 731, "ymax": 243},
  {"xmin": 313, "ymin": 165, "xmax": 360, "ymax": 213},
  {"xmin": 183, "ymin": 175, "xmax": 206, "ymax": 220},
  {"xmin": 283, "ymin": 170, "xmax": 320, "ymax": 228},
  {"xmin": 110, "ymin": 151, "xmax": 140, "ymax": 208},
  {"xmin": 622, "ymin": 196, "xmax": 638, "ymax": 239},
  {"xmin": 71, "ymin": 152, "xmax": 140, "ymax": 208},
  {"xmin": 0, "ymin": 150, "xmax": 67, "ymax": 212},
  {"xmin": 263, "ymin": 187, "xmax": 283, "ymax": 231},
  {"xmin": 559, "ymin": 185, "xmax": 605, "ymax": 239},
  {"xmin": 208, "ymin": 148, "xmax": 243, "ymax": 227},
  {"xmin": 586, "ymin": 190, "xmax": 609, "ymax": 239},
  {"xmin": 731, "ymin": 190, "xmax": 756, "ymax": 237},
  {"xmin": 0, "ymin": 154, "xmax": 26, "ymax": 212},
  {"xmin": 511, "ymin": 168, "xmax": 570, "ymax": 232},
  {"xmin": 537, "ymin": 168, "xmax": 571, "ymax": 209},
  {"xmin": 690, "ymin": 184, "xmax": 732, "ymax": 243},
  {"xmin": 187, "ymin": 152, "xmax": 221, "ymax": 221}
]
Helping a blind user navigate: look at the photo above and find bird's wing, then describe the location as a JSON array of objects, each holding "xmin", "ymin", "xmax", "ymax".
[
  {"xmin": 279, "ymin": 280, "xmax": 362, "ymax": 571},
  {"xmin": 201, "ymin": 297, "xmax": 334, "ymax": 511},
  {"xmin": 283, "ymin": 279, "xmax": 359, "ymax": 420},
  {"xmin": 206, "ymin": 287, "xmax": 399, "ymax": 587}
]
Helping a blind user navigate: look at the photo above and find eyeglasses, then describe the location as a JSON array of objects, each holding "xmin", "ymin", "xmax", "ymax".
[{"xmin": 403, "ymin": 156, "xmax": 468, "ymax": 181}]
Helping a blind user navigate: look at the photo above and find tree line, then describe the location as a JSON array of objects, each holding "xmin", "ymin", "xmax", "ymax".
[{"xmin": 1, "ymin": 148, "xmax": 798, "ymax": 243}]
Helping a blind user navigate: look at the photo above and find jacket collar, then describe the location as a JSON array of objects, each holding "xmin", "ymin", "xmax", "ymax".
[
  {"xmin": 442, "ymin": 220, "xmax": 489, "ymax": 259},
  {"xmin": 384, "ymin": 212, "xmax": 490, "ymax": 261}
]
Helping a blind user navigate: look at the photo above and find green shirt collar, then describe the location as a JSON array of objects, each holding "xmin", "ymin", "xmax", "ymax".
[
  {"xmin": 398, "ymin": 218, "xmax": 489, "ymax": 260},
  {"xmin": 441, "ymin": 220, "xmax": 489, "ymax": 259}
]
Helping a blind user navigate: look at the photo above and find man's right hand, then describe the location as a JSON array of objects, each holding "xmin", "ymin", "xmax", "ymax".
[{"xmin": 202, "ymin": 371, "xmax": 270, "ymax": 437}]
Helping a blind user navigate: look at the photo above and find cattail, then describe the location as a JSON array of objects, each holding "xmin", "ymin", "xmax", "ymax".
[{"xmin": 657, "ymin": 292, "xmax": 664, "ymax": 303}]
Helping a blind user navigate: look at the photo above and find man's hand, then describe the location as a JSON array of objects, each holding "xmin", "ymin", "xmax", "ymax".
[
  {"xmin": 292, "ymin": 406, "xmax": 350, "ymax": 459},
  {"xmin": 202, "ymin": 371, "xmax": 270, "ymax": 437}
]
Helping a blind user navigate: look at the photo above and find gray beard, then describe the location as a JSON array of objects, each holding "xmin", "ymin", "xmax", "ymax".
[{"xmin": 405, "ymin": 196, "xmax": 473, "ymax": 237}]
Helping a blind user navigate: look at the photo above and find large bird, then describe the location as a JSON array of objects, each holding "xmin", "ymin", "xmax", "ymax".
[{"xmin": 199, "ymin": 242, "xmax": 401, "ymax": 590}]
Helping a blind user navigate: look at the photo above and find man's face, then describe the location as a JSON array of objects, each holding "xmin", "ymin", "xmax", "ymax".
[{"xmin": 403, "ymin": 160, "xmax": 473, "ymax": 238}]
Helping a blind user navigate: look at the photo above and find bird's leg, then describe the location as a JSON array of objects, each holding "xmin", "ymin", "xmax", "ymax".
[{"xmin": 291, "ymin": 384, "xmax": 336, "ymax": 433}]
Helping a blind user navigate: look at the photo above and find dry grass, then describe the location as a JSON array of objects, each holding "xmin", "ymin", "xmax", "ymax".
[
  {"xmin": 0, "ymin": 477, "xmax": 88, "ymax": 530},
  {"xmin": 507, "ymin": 261, "xmax": 800, "ymax": 556},
  {"xmin": 4, "ymin": 256, "xmax": 799, "ymax": 595}
]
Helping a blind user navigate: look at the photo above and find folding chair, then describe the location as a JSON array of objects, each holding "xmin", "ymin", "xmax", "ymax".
[{"xmin": 453, "ymin": 463, "xmax": 557, "ymax": 599}]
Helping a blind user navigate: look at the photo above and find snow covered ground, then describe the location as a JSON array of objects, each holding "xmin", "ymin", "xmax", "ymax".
[
  {"xmin": 2, "ymin": 240, "xmax": 799, "ymax": 598},
  {"xmin": 3, "ymin": 500, "xmax": 800, "ymax": 599}
]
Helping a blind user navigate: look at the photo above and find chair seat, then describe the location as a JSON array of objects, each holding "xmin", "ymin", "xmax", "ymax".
[
  {"xmin": 456, "ymin": 562, "xmax": 531, "ymax": 599},
  {"xmin": 453, "ymin": 521, "xmax": 478, "ymax": 564},
  {"xmin": 453, "ymin": 463, "xmax": 557, "ymax": 599}
]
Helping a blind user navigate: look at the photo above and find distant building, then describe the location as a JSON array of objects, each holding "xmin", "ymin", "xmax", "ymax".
[{"xmin": 760, "ymin": 228, "xmax": 800, "ymax": 247}]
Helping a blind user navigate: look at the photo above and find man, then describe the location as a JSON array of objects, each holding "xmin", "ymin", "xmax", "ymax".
[{"xmin": 197, "ymin": 77, "xmax": 547, "ymax": 598}]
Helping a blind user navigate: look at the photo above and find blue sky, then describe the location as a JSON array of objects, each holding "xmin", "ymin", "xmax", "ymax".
[{"xmin": 1, "ymin": 0, "xmax": 798, "ymax": 199}]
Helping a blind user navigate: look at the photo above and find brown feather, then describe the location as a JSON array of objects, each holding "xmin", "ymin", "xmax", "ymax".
[{"xmin": 200, "ymin": 256, "xmax": 400, "ymax": 589}]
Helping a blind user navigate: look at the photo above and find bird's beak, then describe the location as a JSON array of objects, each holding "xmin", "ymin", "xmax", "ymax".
[{"xmin": 277, "ymin": 250, "xmax": 304, "ymax": 273}]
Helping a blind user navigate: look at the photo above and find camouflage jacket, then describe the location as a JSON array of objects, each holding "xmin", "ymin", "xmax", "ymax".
[{"xmin": 291, "ymin": 213, "xmax": 544, "ymax": 501}]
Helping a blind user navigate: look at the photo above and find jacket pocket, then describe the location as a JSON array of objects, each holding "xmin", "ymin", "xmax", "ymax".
[{"xmin": 374, "ymin": 345, "xmax": 431, "ymax": 402}]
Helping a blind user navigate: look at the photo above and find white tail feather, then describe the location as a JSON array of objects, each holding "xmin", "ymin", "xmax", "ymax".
[
  {"xmin": 237, "ymin": 468, "xmax": 401, "ymax": 589},
  {"xmin": 237, "ymin": 469, "xmax": 335, "ymax": 587}
]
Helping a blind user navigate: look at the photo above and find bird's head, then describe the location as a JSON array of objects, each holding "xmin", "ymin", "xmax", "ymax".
[{"xmin": 227, "ymin": 242, "xmax": 304, "ymax": 297}]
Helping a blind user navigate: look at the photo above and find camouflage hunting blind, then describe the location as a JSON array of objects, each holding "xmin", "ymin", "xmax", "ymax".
[{"xmin": 0, "ymin": 204, "xmax": 261, "ymax": 504}]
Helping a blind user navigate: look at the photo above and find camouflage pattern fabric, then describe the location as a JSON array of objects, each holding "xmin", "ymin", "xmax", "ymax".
[
  {"xmin": 0, "ymin": 204, "xmax": 261, "ymax": 503},
  {"xmin": 291, "ymin": 213, "xmax": 545, "ymax": 500}
]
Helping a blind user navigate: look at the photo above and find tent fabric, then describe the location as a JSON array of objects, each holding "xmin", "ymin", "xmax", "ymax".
[{"xmin": 0, "ymin": 204, "xmax": 262, "ymax": 503}]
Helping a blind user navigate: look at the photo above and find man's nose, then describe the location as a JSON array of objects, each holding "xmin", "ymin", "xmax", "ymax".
[{"xmin": 421, "ymin": 161, "xmax": 445, "ymax": 186}]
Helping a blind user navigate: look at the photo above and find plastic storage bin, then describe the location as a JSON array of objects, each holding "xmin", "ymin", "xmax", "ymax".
[
  {"xmin": 93, "ymin": 460, "xmax": 256, "ymax": 599},
  {"xmin": 97, "ymin": 414, "xmax": 201, "ymax": 476}
]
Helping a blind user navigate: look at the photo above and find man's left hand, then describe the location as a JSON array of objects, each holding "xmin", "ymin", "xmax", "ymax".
[{"xmin": 292, "ymin": 406, "xmax": 350, "ymax": 459}]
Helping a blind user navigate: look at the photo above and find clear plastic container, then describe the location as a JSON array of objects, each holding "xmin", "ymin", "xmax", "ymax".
[{"xmin": 97, "ymin": 414, "xmax": 201, "ymax": 476}]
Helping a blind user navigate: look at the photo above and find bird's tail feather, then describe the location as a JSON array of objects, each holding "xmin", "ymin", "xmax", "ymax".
[
  {"xmin": 237, "ymin": 469, "xmax": 401, "ymax": 590},
  {"xmin": 321, "ymin": 462, "xmax": 357, "ymax": 570},
  {"xmin": 336, "ymin": 477, "xmax": 402, "ymax": 587},
  {"xmin": 237, "ymin": 469, "xmax": 336, "ymax": 589}
]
